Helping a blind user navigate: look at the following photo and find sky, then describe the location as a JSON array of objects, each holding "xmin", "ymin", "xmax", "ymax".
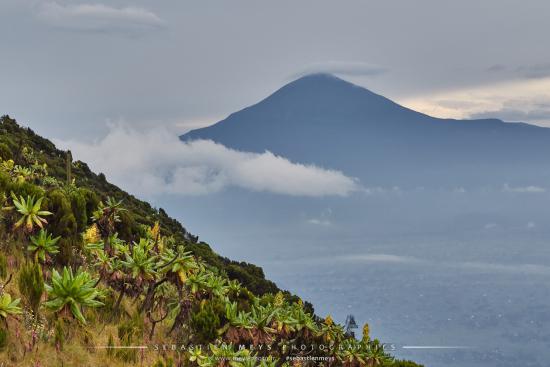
[{"xmin": 2, "ymin": 0, "xmax": 550, "ymax": 145}]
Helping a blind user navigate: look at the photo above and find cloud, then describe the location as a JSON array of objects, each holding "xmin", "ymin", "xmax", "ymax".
[
  {"xmin": 400, "ymin": 77, "xmax": 550, "ymax": 127},
  {"xmin": 335, "ymin": 253, "xmax": 550, "ymax": 276},
  {"xmin": 292, "ymin": 61, "xmax": 387, "ymax": 79},
  {"xmin": 470, "ymin": 101, "xmax": 550, "ymax": 122},
  {"xmin": 486, "ymin": 63, "xmax": 550, "ymax": 79},
  {"xmin": 36, "ymin": 2, "xmax": 164, "ymax": 33},
  {"xmin": 55, "ymin": 124, "xmax": 360, "ymax": 198},
  {"xmin": 458, "ymin": 262, "xmax": 550, "ymax": 276},
  {"xmin": 502, "ymin": 184, "xmax": 546, "ymax": 193},
  {"xmin": 306, "ymin": 208, "xmax": 333, "ymax": 226},
  {"xmin": 484, "ymin": 223, "xmax": 498, "ymax": 230},
  {"xmin": 515, "ymin": 63, "xmax": 550, "ymax": 79},
  {"xmin": 339, "ymin": 253, "xmax": 425, "ymax": 264}
]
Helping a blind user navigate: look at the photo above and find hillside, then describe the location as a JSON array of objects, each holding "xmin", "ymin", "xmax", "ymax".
[
  {"xmin": 182, "ymin": 74, "xmax": 550, "ymax": 188},
  {"xmin": 0, "ymin": 115, "xmax": 422, "ymax": 366}
]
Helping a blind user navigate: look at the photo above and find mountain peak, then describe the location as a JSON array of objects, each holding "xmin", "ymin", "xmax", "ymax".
[
  {"xmin": 180, "ymin": 74, "xmax": 550, "ymax": 187},
  {"xmin": 259, "ymin": 72, "xmax": 395, "ymax": 114},
  {"xmin": 279, "ymin": 72, "xmax": 376, "ymax": 96}
]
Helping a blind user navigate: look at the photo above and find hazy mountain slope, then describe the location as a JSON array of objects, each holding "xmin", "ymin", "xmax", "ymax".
[{"xmin": 182, "ymin": 74, "xmax": 550, "ymax": 187}]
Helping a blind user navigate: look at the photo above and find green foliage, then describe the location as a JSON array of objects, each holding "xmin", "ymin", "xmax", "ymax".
[
  {"xmin": 10, "ymin": 192, "xmax": 52, "ymax": 232},
  {"xmin": 0, "ymin": 142, "xmax": 12, "ymax": 160},
  {"xmin": 0, "ymin": 327, "xmax": 7, "ymax": 350},
  {"xmin": 388, "ymin": 361, "xmax": 425, "ymax": 367},
  {"xmin": 0, "ymin": 253, "xmax": 7, "ymax": 279},
  {"xmin": 68, "ymin": 189, "xmax": 88, "ymax": 233},
  {"xmin": 120, "ymin": 238, "xmax": 157, "ymax": 286},
  {"xmin": 28, "ymin": 229, "xmax": 60, "ymax": 263},
  {"xmin": 18, "ymin": 262, "xmax": 44, "ymax": 316},
  {"xmin": 45, "ymin": 189, "xmax": 77, "ymax": 238},
  {"xmin": 190, "ymin": 301, "xmax": 224, "ymax": 344},
  {"xmin": 53, "ymin": 319, "xmax": 65, "ymax": 350},
  {"xmin": 93, "ymin": 196, "xmax": 126, "ymax": 237},
  {"xmin": 45, "ymin": 189, "xmax": 79, "ymax": 265},
  {"xmin": 44, "ymin": 267, "xmax": 104, "ymax": 324},
  {"xmin": 0, "ymin": 292, "xmax": 22, "ymax": 319}
]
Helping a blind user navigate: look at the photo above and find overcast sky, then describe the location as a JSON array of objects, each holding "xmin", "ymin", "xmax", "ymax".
[{"xmin": 2, "ymin": 0, "xmax": 550, "ymax": 142}]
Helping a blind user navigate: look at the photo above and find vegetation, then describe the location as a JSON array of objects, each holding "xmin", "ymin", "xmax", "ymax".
[
  {"xmin": 9, "ymin": 193, "xmax": 52, "ymax": 232},
  {"xmin": 44, "ymin": 267, "xmax": 104, "ymax": 324},
  {"xmin": 0, "ymin": 293, "xmax": 22, "ymax": 320},
  {"xmin": 0, "ymin": 116, "xmax": 423, "ymax": 366},
  {"xmin": 28, "ymin": 229, "xmax": 60, "ymax": 263}
]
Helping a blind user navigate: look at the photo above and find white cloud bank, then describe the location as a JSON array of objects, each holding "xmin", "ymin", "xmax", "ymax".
[
  {"xmin": 401, "ymin": 76, "xmax": 550, "ymax": 127},
  {"xmin": 37, "ymin": 2, "xmax": 164, "ymax": 33},
  {"xmin": 56, "ymin": 124, "xmax": 360, "ymax": 198},
  {"xmin": 502, "ymin": 184, "xmax": 546, "ymax": 193}
]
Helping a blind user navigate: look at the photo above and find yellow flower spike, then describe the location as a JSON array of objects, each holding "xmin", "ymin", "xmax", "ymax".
[
  {"xmin": 150, "ymin": 221, "xmax": 160, "ymax": 240},
  {"xmin": 362, "ymin": 323, "xmax": 370, "ymax": 342},
  {"xmin": 178, "ymin": 270, "xmax": 187, "ymax": 284},
  {"xmin": 325, "ymin": 315, "xmax": 334, "ymax": 326},
  {"xmin": 274, "ymin": 292, "xmax": 284, "ymax": 307},
  {"xmin": 83, "ymin": 223, "xmax": 101, "ymax": 244}
]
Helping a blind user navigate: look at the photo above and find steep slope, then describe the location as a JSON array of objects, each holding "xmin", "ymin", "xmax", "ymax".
[
  {"xmin": 182, "ymin": 74, "xmax": 550, "ymax": 187},
  {"xmin": 0, "ymin": 115, "xmax": 281, "ymax": 296}
]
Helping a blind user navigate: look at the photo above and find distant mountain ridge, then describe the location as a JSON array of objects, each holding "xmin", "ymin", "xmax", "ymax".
[{"xmin": 181, "ymin": 74, "xmax": 550, "ymax": 187}]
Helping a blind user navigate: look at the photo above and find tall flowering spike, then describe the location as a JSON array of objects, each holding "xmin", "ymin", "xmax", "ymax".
[
  {"xmin": 83, "ymin": 223, "xmax": 101, "ymax": 244},
  {"xmin": 178, "ymin": 270, "xmax": 187, "ymax": 284},
  {"xmin": 362, "ymin": 323, "xmax": 370, "ymax": 342},
  {"xmin": 150, "ymin": 221, "xmax": 160, "ymax": 240},
  {"xmin": 325, "ymin": 315, "xmax": 334, "ymax": 326},
  {"xmin": 274, "ymin": 292, "xmax": 285, "ymax": 307}
]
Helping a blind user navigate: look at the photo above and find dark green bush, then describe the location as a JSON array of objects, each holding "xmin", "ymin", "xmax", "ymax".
[
  {"xmin": 0, "ymin": 142, "xmax": 12, "ymax": 160},
  {"xmin": 0, "ymin": 253, "xmax": 7, "ymax": 279},
  {"xmin": 18, "ymin": 262, "xmax": 44, "ymax": 316},
  {"xmin": 9, "ymin": 181, "xmax": 45, "ymax": 200},
  {"xmin": 190, "ymin": 301, "xmax": 224, "ymax": 344},
  {"xmin": 46, "ymin": 189, "xmax": 79, "ymax": 265},
  {"xmin": 54, "ymin": 319, "xmax": 65, "ymax": 351},
  {"xmin": 69, "ymin": 189, "xmax": 88, "ymax": 233},
  {"xmin": 0, "ymin": 327, "xmax": 7, "ymax": 350},
  {"xmin": 80, "ymin": 188, "xmax": 99, "ymax": 223}
]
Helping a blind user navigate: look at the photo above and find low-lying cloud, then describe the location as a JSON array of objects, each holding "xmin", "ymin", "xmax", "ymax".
[
  {"xmin": 37, "ymin": 2, "xmax": 164, "ymax": 33},
  {"xmin": 502, "ymin": 184, "xmax": 546, "ymax": 193},
  {"xmin": 292, "ymin": 61, "xmax": 387, "ymax": 79},
  {"xmin": 56, "ymin": 124, "xmax": 360, "ymax": 198}
]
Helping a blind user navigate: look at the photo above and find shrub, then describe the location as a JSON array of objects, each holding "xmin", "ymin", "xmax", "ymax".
[
  {"xmin": 46, "ymin": 189, "xmax": 79, "ymax": 265},
  {"xmin": 18, "ymin": 262, "xmax": 44, "ymax": 316},
  {"xmin": 0, "ymin": 142, "xmax": 12, "ymax": 160},
  {"xmin": 190, "ymin": 301, "xmax": 223, "ymax": 344},
  {"xmin": 0, "ymin": 253, "xmax": 7, "ymax": 279},
  {"xmin": 0, "ymin": 327, "xmax": 7, "ymax": 351},
  {"xmin": 69, "ymin": 189, "xmax": 88, "ymax": 233},
  {"xmin": 54, "ymin": 319, "xmax": 65, "ymax": 351}
]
